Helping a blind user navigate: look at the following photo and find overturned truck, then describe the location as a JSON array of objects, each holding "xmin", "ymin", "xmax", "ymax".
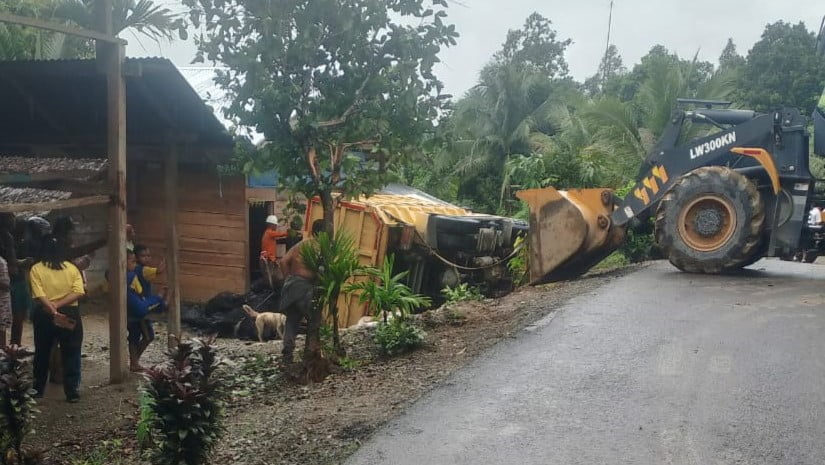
[{"xmin": 305, "ymin": 184, "xmax": 528, "ymax": 328}]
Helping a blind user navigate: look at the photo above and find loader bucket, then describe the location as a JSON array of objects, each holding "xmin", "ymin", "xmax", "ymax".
[{"xmin": 516, "ymin": 187, "xmax": 627, "ymax": 284}]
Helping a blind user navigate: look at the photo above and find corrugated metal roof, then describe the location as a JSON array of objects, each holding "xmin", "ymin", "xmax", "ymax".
[
  {"xmin": 0, "ymin": 57, "xmax": 234, "ymax": 156},
  {"xmin": 0, "ymin": 186, "xmax": 72, "ymax": 216},
  {"xmin": 1, "ymin": 156, "xmax": 106, "ymax": 174}
]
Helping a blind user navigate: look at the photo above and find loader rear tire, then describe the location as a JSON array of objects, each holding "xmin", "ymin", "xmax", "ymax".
[{"xmin": 655, "ymin": 166, "xmax": 764, "ymax": 274}]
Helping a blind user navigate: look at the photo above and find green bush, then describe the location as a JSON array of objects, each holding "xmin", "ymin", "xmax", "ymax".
[
  {"xmin": 0, "ymin": 345, "xmax": 38, "ymax": 465},
  {"xmin": 374, "ymin": 319, "xmax": 426, "ymax": 356},
  {"xmin": 346, "ymin": 254, "xmax": 431, "ymax": 323},
  {"xmin": 506, "ymin": 235, "xmax": 529, "ymax": 286},
  {"xmin": 441, "ymin": 283, "xmax": 483, "ymax": 304},
  {"xmin": 70, "ymin": 439, "xmax": 125, "ymax": 465},
  {"xmin": 140, "ymin": 338, "xmax": 225, "ymax": 465}
]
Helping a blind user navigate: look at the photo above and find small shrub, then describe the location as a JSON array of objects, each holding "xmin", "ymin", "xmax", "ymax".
[
  {"xmin": 0, "ymin": 345, "xmax": 38, "ymax": 465},
  {"xmin": 140, "ymin": 338, "xmax": 225, "ymax": 465},
  {"xmin": 319, "ymin": 324, "xmax": 335, "ymax": 355},
  {"xmin": 70, "ymin": 439, "xmax": 125, "ymax": 465},
  {"xmin": 223, "ymin": 354, "xmax": 283, "ymax": 400},
  {"xmin": 441, "ymin": 283, "xmax": 483, "ymax": 304},
  {"xmin": 346, "ymin": 254, "xmax": 431, "ymax": 324},
  {"xmin": 507, "ymin": 235, "xmax": 529, "ymax": 286},
  {"xmin": 374, "ymin": 319, "xmax": 426, "ymax": 356},
  {"xmin": 136, "ymin": 391, "xmax": 157, "ymax": 449},
  {"xmin": 337, "ymin": 356, "xmax": 362, "ymax": 371},
  {"xmin": 594, "ymin": 251, "xmax": 630, "ymax": 271}
]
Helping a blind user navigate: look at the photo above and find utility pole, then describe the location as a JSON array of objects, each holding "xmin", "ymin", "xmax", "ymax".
[{"xmin": 601, "ymin": 0, "xmax": 615, "ymax": 87}]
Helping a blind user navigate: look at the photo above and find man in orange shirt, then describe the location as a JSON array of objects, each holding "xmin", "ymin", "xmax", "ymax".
[{"xmin": 260, "ymin": 215, "xmax": 287, "ymax": 289}]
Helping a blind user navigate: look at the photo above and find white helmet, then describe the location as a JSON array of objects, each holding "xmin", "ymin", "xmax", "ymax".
[{"xmin": 265, "ymin": 215, "xmax": 279, "ymax": 225}]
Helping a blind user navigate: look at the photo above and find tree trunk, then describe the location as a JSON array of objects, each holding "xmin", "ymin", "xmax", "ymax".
[
  {"xmin": 319, "ymin": 189, "xmax": 335, "ymax": 236},
  {"xmin": 329, "ymin": 287, "xmax": 346, "ymax": 358},
  {"xmin": 299, "ymin": 188, "xmax": 336, "ymax": 383}
]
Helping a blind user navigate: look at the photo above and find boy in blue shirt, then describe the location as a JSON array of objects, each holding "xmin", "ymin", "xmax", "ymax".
[{"xmin": 126, "ymin": 250, "xmax": 167, "ymax": 372}]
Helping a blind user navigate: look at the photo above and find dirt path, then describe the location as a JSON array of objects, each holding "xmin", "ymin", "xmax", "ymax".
[{"xmin": 27, "ymin": 267, "xmax": 637, "ymax": 464}]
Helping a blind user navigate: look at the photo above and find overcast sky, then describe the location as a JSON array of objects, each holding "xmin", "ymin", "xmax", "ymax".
[{"xmin": 130, "ymin": 0, "xmax": 824, "ymax": 98}]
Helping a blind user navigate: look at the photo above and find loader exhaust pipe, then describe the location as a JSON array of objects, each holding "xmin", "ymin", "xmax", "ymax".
[{"xmin": 516, "ymin": 187, "xmax": 627, "ymax": 284}]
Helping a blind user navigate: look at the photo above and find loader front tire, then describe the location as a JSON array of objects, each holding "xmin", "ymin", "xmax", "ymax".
[{"xmin": 655, "ymin": 166, "xmax": 764, "ymax": 274}]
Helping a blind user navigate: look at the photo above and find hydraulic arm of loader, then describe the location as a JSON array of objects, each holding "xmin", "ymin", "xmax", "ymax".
[{"xmin": 517, "ymin": 104, "xmax": 799, "ymax": 284}]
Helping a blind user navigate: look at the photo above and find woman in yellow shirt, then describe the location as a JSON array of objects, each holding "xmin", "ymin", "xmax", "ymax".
[{"xmin": 29, "ymin": 235, "xmax": 85, "ymax": 403}]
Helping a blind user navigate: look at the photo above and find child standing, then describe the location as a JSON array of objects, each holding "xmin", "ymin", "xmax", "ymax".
[{"xmin": 126, "ymin": 250, "xmax": 167, "ymax": 372}]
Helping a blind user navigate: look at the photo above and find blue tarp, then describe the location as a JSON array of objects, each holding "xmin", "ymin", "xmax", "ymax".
[{"xmin": 247, "ymin": 170, "xmax": 279, "ymax": 188}]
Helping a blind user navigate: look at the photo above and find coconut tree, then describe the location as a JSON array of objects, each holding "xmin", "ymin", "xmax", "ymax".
[
  {"xmin": 445, "ymin": 63, "xmax": 562, "ymax": 213},
  {"xmin": 0, "ymin": 0, "xmax": 184, "ymax": 60},
  {"xmin": 54, "ymin": 0, "xmax": 184, "ymax": 43}
]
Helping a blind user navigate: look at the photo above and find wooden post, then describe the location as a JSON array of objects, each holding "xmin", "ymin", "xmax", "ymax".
[
  {"xmin": 165, "ymin": 144, "xmax": 181, "ymax": 348},
  {"xmin": 97, "ymin": 0, "xmax": 128, "ymax": 383}
]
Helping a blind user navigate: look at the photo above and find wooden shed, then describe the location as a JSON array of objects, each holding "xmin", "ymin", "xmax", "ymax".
[{"xmin": 0, "ymin": 58, "xmax": 249, "ymax": 304}]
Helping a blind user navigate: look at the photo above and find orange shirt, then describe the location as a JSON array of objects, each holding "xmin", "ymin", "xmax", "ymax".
[{"xmin": 261, "ymin": 228, "xmax": 288, "ymax": 261}]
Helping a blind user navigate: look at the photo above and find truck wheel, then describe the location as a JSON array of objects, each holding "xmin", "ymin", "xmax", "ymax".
[{"xmin": 655, "ymin": 166, "xmax": 764, "ymax": 274}]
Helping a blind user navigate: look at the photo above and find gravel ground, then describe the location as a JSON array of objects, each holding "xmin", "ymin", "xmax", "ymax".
[{"xmin": 25, "ymin": 266, "xmax": 637, "ymax": 465}]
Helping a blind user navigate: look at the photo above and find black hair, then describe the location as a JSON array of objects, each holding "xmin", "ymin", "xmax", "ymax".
[
  {"xmin": 52, "ymin": 216, "xmax": 74, "ymax": 240},
  {"xmin": 134, "ymin": 244, "xmax": 149, "ymax": 256},
  {"xmin": 0, "ymin": 213, "xmax": 14, "ymax": 231},
  {"xmin": 311, "ymin": 219, "xmax": 325, "ymax": 236},
  {"xmin": 38, "ymin": 235, "xmax": 65, "ymax": 270}
]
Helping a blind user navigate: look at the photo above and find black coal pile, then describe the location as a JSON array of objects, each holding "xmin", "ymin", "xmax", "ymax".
[{"xmin": 182, "ymin": 285, "xmax": 279, "ymax": 340}]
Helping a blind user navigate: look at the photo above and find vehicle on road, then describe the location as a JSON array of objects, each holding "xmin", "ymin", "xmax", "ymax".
[{"xmin": 517, "ymin": 19, "xmax": 825, "ymax": 283}]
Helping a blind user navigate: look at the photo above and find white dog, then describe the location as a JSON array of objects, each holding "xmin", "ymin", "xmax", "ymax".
[{"xmin": 242, "ymin": 304, "xmax": 287, "ymax": 342}]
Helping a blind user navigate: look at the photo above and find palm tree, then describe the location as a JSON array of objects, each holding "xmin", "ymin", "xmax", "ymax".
[
  {"xmin": 0, "ymin": 0, "xmax": 183, "ymax": 60},
  {"xmin": 0, "ymin": 0, "xmax": 57, "ymax": 59},
  {"xmin": 345, "ymin": 254, "xmax": 431, "ymax": 324},
  {"xmin": 54, "ymin": 0, "xmax": 183, "ymax": 43},
  {"xmin": 445, "ymin": 63, "xmax": 561, "ymax": 213},
  {"xmin": 300, "ymin": 231, "xmax": 362, "ymax": 357}
]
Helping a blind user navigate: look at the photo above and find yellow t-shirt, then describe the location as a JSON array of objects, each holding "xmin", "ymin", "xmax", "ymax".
[
  {"xmin": 29, "ymin": 262, "xmax": 85, "ymax": 307},
  {"xmin": 129, "ymin": 266, "xmax": 157, "ymax": 295},
  {"xmin": 141, "ymin": 266, "xmax": 158, "ymax": 280},
  {"xmin": 129, "ymin": 274, "xmax": 143, "ymax": 295}
]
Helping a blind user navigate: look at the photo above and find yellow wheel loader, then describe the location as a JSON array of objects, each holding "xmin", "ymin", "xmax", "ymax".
[{"xmin": 517, "ymin": 99, "xmax": 825, "ymax": 283}]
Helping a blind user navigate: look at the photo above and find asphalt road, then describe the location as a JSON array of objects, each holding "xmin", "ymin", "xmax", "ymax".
[{"xmin": 345, "ymin": 260, "xmax": 825, "ymax": 465}]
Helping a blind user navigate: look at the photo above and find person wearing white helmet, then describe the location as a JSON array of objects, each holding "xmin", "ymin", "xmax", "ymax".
[{"xmin": 260, "ymin": 214, "xmax": 287, "ymax": 289}]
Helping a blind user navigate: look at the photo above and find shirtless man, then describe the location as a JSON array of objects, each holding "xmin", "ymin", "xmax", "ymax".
[{"xmin": 277, "ymin": 220, "xmax": 325, "ymax": 364}]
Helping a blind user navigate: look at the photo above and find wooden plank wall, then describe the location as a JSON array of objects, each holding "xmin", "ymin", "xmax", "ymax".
[{"xmin": 130, "ymin": 162, "xmax": 248, "ymax": 302}]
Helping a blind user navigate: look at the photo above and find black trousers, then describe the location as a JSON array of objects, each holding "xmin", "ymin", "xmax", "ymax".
[{"xmin": 32, "ymin": 304, "xmax": 83, "ymax": 396}]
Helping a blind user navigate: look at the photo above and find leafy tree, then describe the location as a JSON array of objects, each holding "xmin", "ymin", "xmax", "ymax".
[
  {"xmin": 583, "ymin": 44, "xmax": 625, "ymax": 96},
  {"xmin": 300, "ymin": 232, "xmax": 361, "ymax": 357},
  {"xmin": 493, "ymin": 12, "xmax": 572, "ymax": 78},
  {"xmin": 605, "ymin": 45, "xmax": 714, "ymax": 102},
  {"xmin": 186, "ymin": 0, "xmax": 458, "ymax": 236},
  {"xmin": 739, "ymin": 21, "xmax": 825, "ymax": 114},
  {"xmin": 719, "ymin": 38, "xmax": 745, "ymax": 71},
  {"xmin": 445, "ymin": 63, "xmax": 560, "ymax": 212},
  {"xmin": 184, "ymin": 0, "xmax": 456, "ymax": 380}
]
